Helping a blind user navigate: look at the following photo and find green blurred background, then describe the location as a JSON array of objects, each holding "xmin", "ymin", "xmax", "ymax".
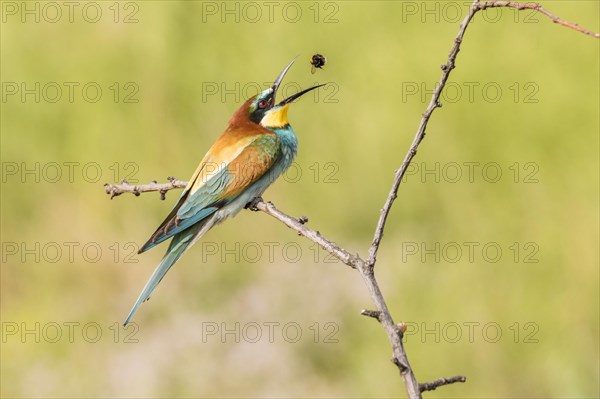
[{"xmin": 1, "ymin": 1, "xmax": 598, "ymax": 397}]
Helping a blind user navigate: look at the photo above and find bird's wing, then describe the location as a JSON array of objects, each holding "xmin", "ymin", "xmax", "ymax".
[{"xmin": 138, "ymin": 131, "xmax": 281, "ymax": 253}]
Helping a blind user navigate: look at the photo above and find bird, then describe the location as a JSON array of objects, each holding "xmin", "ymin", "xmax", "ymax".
[{"xmin": 124, "ymin": 57, "xmax": 323, "ymax": 325}]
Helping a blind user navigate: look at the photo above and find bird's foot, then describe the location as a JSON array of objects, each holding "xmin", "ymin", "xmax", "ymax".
[{"xmin": 245, "ymin": 196, "xmax": 264, "ymax": 211}]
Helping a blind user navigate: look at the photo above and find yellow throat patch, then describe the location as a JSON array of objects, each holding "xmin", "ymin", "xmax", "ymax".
[{"xmin": 260, "ymin": 104, "xmax": 290, "ymax": 128}]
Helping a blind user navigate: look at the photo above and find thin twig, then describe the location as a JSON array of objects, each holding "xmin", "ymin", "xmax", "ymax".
[
  {"xmin": 420, "ymin": 376, "xmax": 467, "ymax": 392},
  {"xmin": 103, "ymin": 177, "xmax": 186, "ymax": 200},
  {"xmin": 361, "ymin": 309, "xmax": 383, "ymax": 321},
  {"xmin": 254, "ymin": 200, "xmax": 363, "ymax": 269},
  {"xmin": 478, "ymin": 1, "xmax": 600, "ymax": 38}
]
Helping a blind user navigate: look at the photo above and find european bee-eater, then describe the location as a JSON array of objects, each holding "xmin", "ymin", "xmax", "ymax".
[{"xmin": 124, "ymin": 57, "xmax": 323, "ymax": 325}]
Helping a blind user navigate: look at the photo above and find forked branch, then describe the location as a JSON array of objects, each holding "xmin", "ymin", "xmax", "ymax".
[{"xmin": 104, "ymin": 2, "xmax": 597, "ymax": 397}]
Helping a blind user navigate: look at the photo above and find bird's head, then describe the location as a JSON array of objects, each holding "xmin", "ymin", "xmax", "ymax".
[{"xmin": 246, "ymin": 57, "xmax": 324, "ymax": 128}]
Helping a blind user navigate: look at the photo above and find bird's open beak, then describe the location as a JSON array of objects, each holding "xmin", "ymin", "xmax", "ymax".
[
  {"xmin": 278, "ymin": 84, "xmax": 325, "ymax": 106},
  {"xmin": 272, "ymin": 56, "xmax": 298, "ymax": 103},
  {"xmin": 272, "ymin": 56, "xmax": 325, "ymax": 106}
]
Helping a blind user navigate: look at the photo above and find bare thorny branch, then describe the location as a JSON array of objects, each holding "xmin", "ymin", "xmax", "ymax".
[{"xmin": 104, "ymin": 2, "xmax": 598, "ymax": 398}]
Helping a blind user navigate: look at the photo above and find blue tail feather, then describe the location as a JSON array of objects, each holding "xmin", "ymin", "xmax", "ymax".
[{"xmin": 124, "ymin": 222, "xmax": 205, "ymax": 326}]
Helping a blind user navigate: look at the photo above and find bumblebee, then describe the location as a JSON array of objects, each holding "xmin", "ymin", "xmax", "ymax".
[{"xmin": 310, "ymin": 53, "xmax": 327, "ymax": 74}]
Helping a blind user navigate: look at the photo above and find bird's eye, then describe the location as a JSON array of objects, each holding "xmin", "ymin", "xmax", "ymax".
[{"xmin": 258, "ymin": 100, "xmax": 268, "ymax": 108}]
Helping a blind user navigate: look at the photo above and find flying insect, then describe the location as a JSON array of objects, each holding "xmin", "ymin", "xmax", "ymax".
[{"xmin": 310, "ymin": 53, "xmax": 327, "ymax": 74}]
